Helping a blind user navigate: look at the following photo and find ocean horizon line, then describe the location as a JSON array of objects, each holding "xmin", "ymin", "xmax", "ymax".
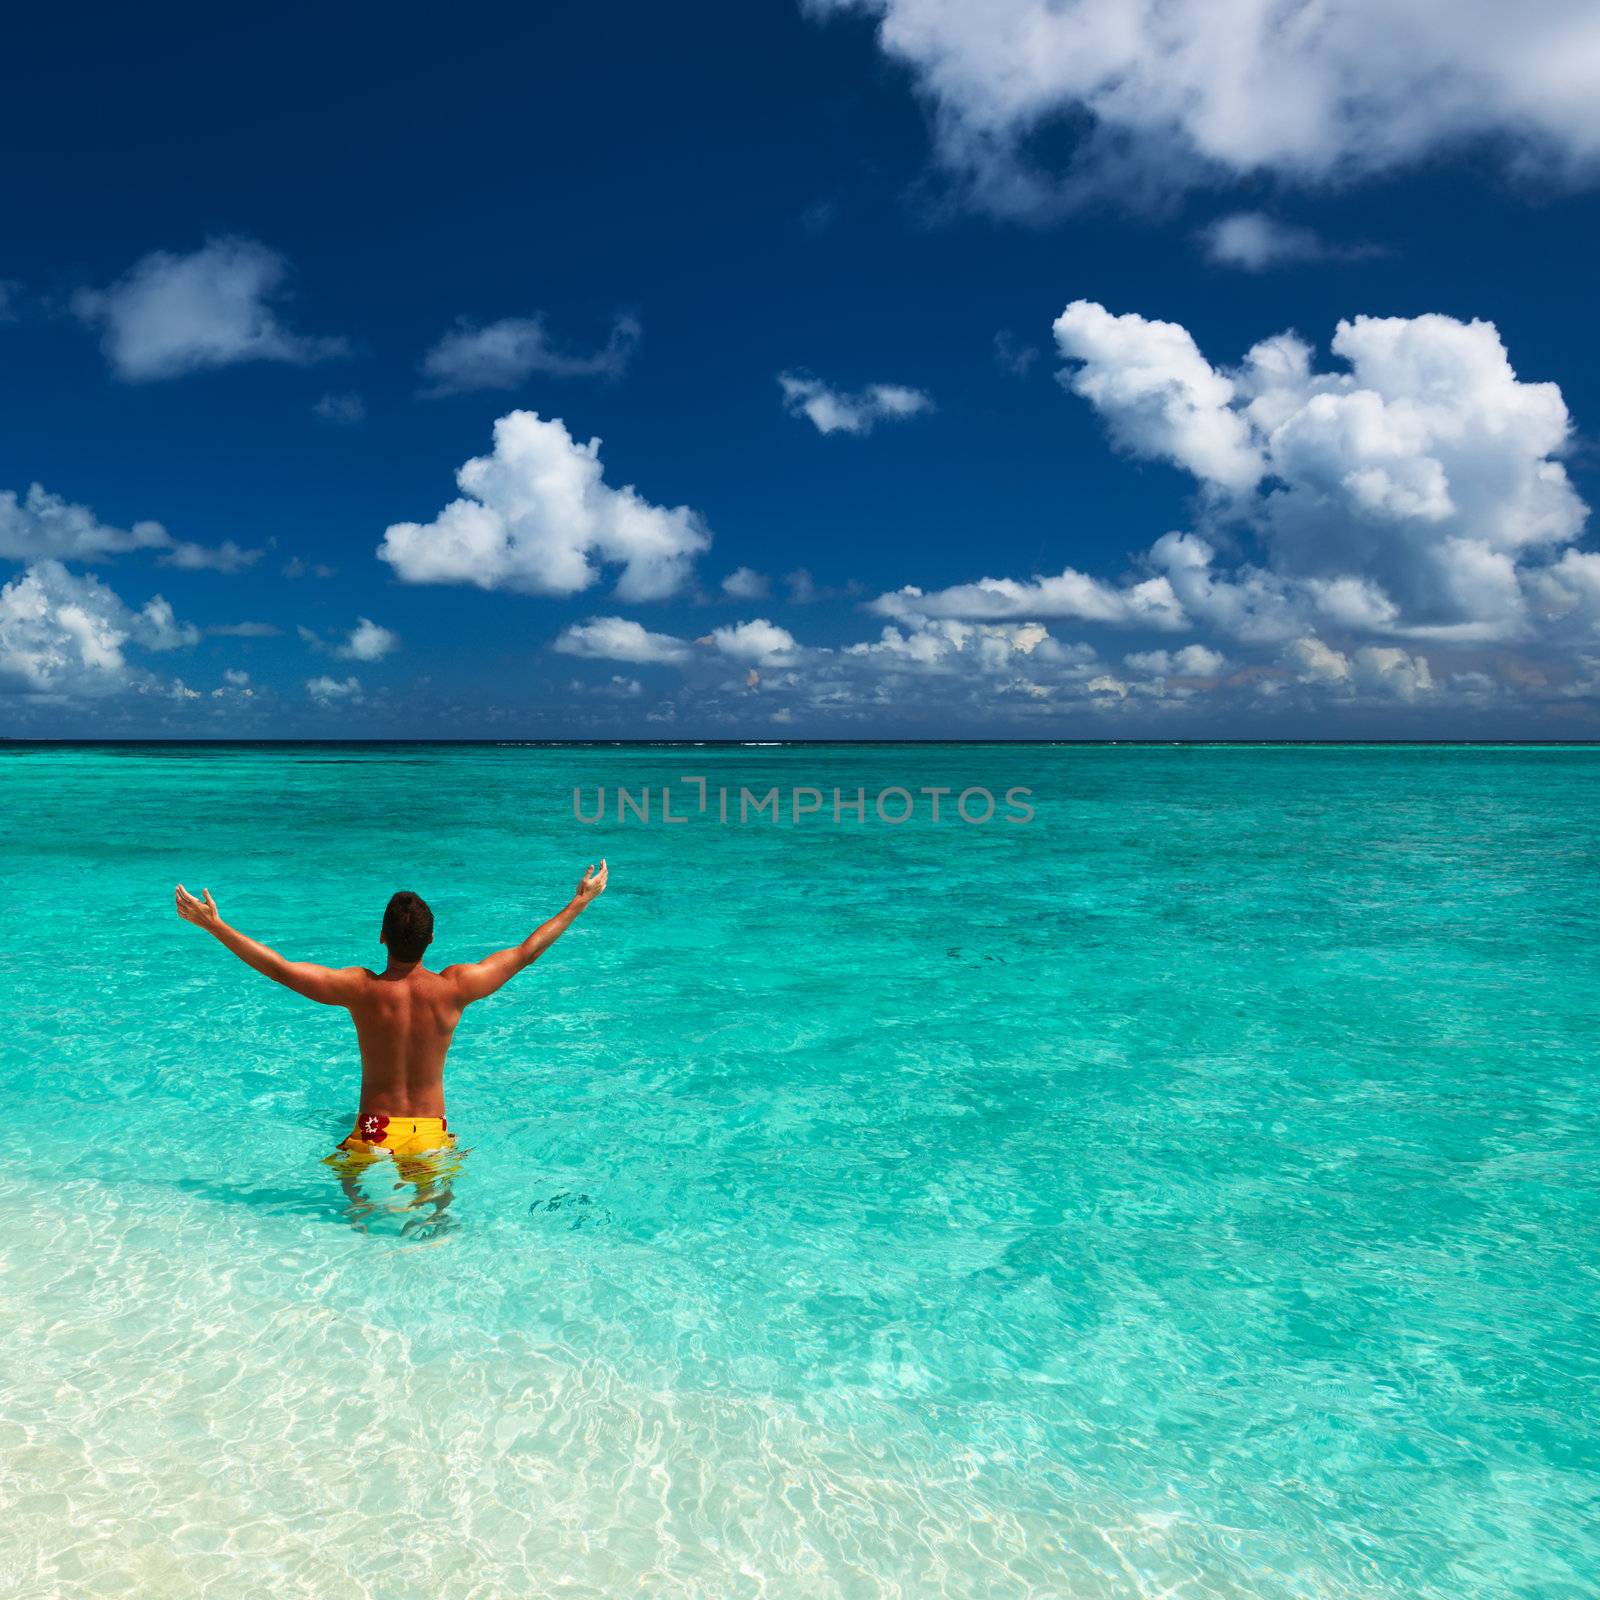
[{"xmin": 3, "ymin": 736, "xmax": 1599, "ymax": 750}]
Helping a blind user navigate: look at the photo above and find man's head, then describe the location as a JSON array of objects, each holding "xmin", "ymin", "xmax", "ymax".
[{"xmin": 381, "ymin": 890, "xmax": 433, "ymax": 962}]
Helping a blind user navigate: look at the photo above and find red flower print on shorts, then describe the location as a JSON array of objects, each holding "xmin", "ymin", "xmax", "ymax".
[{"xmin": 357, "ymin": 1113, "xmax": 389, "ymax": 1143}]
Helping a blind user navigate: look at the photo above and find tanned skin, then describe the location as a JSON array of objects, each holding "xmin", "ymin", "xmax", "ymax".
[{"xmin": 174, "ymin": 862, "xmax": 608, "ymax": 1118}]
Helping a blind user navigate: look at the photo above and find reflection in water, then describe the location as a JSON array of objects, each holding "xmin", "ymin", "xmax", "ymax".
[{"xmin": 325, "ymin": 1140, "xmax": 467, "ymax": 1240}]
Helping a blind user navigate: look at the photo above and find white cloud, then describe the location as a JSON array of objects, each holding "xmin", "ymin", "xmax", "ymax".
[
  {"xmin": 73, "ymin": 238, "xmax": 345, "ymax": 382},
  {"xmin": 848, "ymin": 618, "xmax": 1060, "ymax": 670},
  {"xmin": 207, "ymin": 621, "xmax": 280, "ymax": 638},
  {"xmin": 836, "ymin": 299, "xmax": 1595, "ymax": 726},
  {"xmin": 420, "ymin": 313, "xmax": 640, "ymax": 396},
  {"xmin": 1199, "ymin": 212, "xmax": 1354, "ymax": 270},
  {"xmin": 528, "ymin": 600, "xmax": 1567, "ymax": 727},
  {"xmin": 1351, "ymin": 645, "xmax": 1435, "ymax": 700},
  {"xmin": 0, "ymin": 483, "xmax": 170, "ymax": 563},
  {"xmin": 721, "ymin": 566, "xmax": 771, "ymax": 600},
  {"xmin": 805, "ymin": 1, "xmax": 1600, "ymax": 213},
  {"xmin": 1256, "ymin": 316, "xmax": 1580, "ymax": 637},
  {"xmin": 223, "ymin": 668, "xmax": 251, "ymax": 686},
  {"xmin": 314, "ymin": 392, "xmax": 366, "ymax": 426},
  {"xmin": 1531, "ymin": 549, "xmax": 1600, "ymax": 632},
  {"xmin": 1284, "ymin": 636, "xmax": 1352, "ymax": 684},
  {"xmin": 556, "ymin": 615, "xmax": 802, "ymax": 669},
  {"xmin": 736, "ymin": 617, "xmax": 1114, "ymax": 720},
  {"xmin": 1281, "ymin": 637, "xmax": 1434, "ymax": 699},
  {"xmin": 1053, "ymin": 301, "xmax": 1264, "ymax": 491},
  {"xmin": 1124, "ymin": 644, "xmax": 1227, "ymax": 676},
  {"xmin": 1247, "ymin": 324, "xmax": 1549, "ymax": 532},
  {"xmin": 778, "ymin": 371, "xmax": 934, "ymax": 435},
  {"xmin": 0, "ymin": 566, "xmax": 127, "ymax": 690},
  {"xmin": 134, "ymin": 595, "xmax": 201, "ymax": 651},
  {"xmin": 546, "ymin": 603, "xmax": 1230, "ymax": 724},
  {"xmin": 553, "ymin": 616, "xmax": 691, "ymax": 665},
  {"xmin": 335, "ymin": 617, "xmax": 399, "ymax": 662},
  {"xmin": 1052, "ymin": 304, "xmax": 1587, "ymax": 642},
  {"xmin": 307, "ymin": 674, "xmax": 362, "ymax": 704},
  {"xmin": 282, "ymin": 556, "xmax": 335, "ymax": 580},
  {"xmin": 0, "ymin": 561, "xmax": 197, "ymax": 696},
  {"xmin": 1144, "ymin": 532, "xmax": 1301, "ymax": 645},
  {"xmin": 0, "ymin": 481, "xmax": 263, "ymax": 574},
  {"xmin": 872, "ymin": 568, "xmax": 1186, "ymax": 630},
  {"xmin": 159, "ymin": 539, "xmax": 261, "ymax": 574},
  {"xmin": 706, "ymin": 618, "xmax": 800, "ymax": 664},
  {"xmin": 378, "ymin": 410, "xmax": 711, "ymax": 601}
]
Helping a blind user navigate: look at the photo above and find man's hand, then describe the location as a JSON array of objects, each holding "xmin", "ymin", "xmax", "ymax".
[
  {"xmin": 175, "ymin": 885, "xmax": 360, "ymax": 1004},
  {"xmin": 175, "ymin": 884, "xmax": 223, "ymax": 933},
  {"xmin": 445, "ymin": 860, "xmax": 611, "ymax": 1006},
  {"xmin": 575, "ymin": 859, "xmax": 608, "ymax": 904}
]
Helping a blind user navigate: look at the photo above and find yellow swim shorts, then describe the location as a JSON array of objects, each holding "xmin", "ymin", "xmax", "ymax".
[{"xmin": 325, "ymin": 1112, "xmax": 457, "ymax": 1164}]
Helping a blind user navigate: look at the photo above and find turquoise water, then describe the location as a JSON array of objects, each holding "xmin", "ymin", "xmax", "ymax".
[{"xmin": 2, "ymin": 743, "xmax": 1597, "ymax": 1598}]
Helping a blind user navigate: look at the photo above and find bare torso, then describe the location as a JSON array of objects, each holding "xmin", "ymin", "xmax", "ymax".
[
  {"xmin": 173, "ymin": 860, "xmax": 609, "ymax": 1124},
  {"xmin": 348, "ymin": 964, "xmax": 465, "ymax": 1117}
]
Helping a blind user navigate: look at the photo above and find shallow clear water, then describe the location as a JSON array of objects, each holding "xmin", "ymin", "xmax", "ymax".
[{"xmin": 2, "ymin": 743, "xmax": 1597, "ymax": 1599}]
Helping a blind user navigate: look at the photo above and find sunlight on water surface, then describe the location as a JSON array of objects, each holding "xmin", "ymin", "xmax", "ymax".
[{"xmin": 3, "ymin": 743, "xmax": 1597, "ymax": 1598}]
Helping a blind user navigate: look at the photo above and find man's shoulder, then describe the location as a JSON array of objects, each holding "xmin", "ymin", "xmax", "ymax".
[
  {"xmin": 424, "ymin": 963, "xmax": 474, "ymax": 1001},
  {"xmin": 412, "ymin": 964, "xmax": 459, "ymax": 989}
]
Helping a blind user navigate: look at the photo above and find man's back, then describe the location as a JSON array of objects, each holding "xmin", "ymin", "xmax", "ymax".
[
  {"xmin": 347, "ymin": 966, "xmax": 464, "ymax": 1118},
  {"xmin": 174, "ymin": 861, "xmax": 609, "ymax": 1134}
]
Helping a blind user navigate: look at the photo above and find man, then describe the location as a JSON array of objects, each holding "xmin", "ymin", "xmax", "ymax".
[{"xmin": 173, "ymin": 862, "xmax": 608, "ymax": 1171}]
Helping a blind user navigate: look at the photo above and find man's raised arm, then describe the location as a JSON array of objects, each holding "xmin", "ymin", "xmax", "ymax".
[
  {"xmin": 174, "ymin": 885, "xmax": 364, "ymax": 1006},
  {"xmin": 444, "ymin": 860, "xmax": 608, "ymax": 1006}
]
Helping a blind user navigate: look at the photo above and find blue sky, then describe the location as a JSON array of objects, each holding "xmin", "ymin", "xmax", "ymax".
[{"xmin": 4, "ymin": 0, "xmax": 1600, "ymax": 736}]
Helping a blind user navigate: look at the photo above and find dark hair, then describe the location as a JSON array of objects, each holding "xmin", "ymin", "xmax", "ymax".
[{"xmin": 381, "ymin": 890, "xmax": 434, "ymax": 962}]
